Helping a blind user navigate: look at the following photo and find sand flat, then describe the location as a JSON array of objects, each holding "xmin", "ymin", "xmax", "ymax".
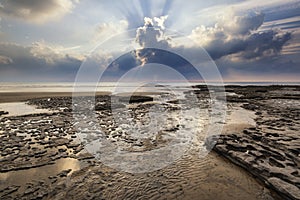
[{"xmin": 1, "ymin": 86, "xmax": 292, "ymax": 199}]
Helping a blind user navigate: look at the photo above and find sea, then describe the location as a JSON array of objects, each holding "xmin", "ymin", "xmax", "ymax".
[{"xmin": 0, "ymin": 82, "xmax": 299, "ymax": 93}]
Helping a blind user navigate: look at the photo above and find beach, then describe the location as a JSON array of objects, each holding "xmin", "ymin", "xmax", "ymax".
[
  {"xmin": 1, "ymin": 0, "xmax": 299, "ymax": 199},
  {"xmin": 0, "ymin": 85, "xmax": 299, "ymax": 199}
]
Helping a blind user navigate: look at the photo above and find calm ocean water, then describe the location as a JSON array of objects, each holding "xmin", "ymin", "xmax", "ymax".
[{"xmin": 0, "ymin": 82, "xmax": 299, "ymax": 93}]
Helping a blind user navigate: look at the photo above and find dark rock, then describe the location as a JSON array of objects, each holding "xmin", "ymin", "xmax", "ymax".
[
  {"xmin": 242, "ymin": 103, "xmax": 259, "ymax": 111},
  {"xmin": 95, "ymin": 102, "xmax": 125, "ymax": 111},
  {"xmin": 58, "ymin": 169, "xmax": 72, "ymax": 177},
  {"xmin": 118, "ymin": 96, "xmax": 153, "ymax": 104},
  {"xmin": 24, "ymin": 185, "xmax": 40, "ymax": 195},
  {"xmin": 0, "ymin": 185, "xmax": 20, "ymax": 196},
  {"xmin": 0, "ymin": 111, "xmax": 9, "ymax": 116}
]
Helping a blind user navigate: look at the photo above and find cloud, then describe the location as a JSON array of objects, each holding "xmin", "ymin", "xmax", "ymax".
[
  {"xmin": 216, "ymin": 53, "xmax": 300, "ymax": 80},
  {"xmin": 135, "ymin": 16, "xmax": 171, "ymax": 65},
  {"xmin": 190, "ymin": 11, "xmax": 264, "ymax": 46},
  {"xmin": 134, "ymin": 12, "xmax": 291, "ymax": 63},
  {"xmin": 128, "ymin": 13, "xmax": 297, "ymax": 81},
  {"xmin": 190, "ymin": 11, "xmax": 291, "ymax": 60},
  {"xmin": 239, "ymin": 30, "xmax": 291, "ymax": 60},
  {"xmin": 30, "ymin": 41, "xmax": 66, "ymax": 64},
  {"xmin": 261, "ymin": 16, "xmax": 300, "ymax": 32},
  {"xmin": 0, "ymin": 55, "xmax": 13, "ymax": 64},
  {"xmin": 93, "ymin": 20, "xmax": 128, "ymax": 42},
  {"xmin": 0, "ymin": 0, "xmax": 77, "ymax": 23},
  {"xmin": 135, "ymin": 16, "xmax": 170, "ymax": 49},
  {"xmin": 0, "ymin": 42, "xmax": 83, "ymax": 81},
  {"xmin": 221, "ymin": 12, "xmax": 265, "ymax": 35},
  {"xmin": 94, "ymin": 16, "xmax": 204, "ymax": 81}
]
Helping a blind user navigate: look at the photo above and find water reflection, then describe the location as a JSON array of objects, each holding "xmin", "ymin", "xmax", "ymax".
[
  {"xmin": 0, "ymin": 102, "xmax": 52, "ymax": 117},
  {"xmin": 0, "ymin": 158, "xmax": 80, "ymax": 189}
]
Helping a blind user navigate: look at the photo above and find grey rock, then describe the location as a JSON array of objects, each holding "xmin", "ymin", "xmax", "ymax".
[{"xmin": 268, "ymin": 177, "xmax": 300, "ymax": 200}]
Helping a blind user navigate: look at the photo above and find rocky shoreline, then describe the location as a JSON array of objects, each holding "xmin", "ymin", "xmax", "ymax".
[
  {"xmin": 0, "ymin": 85, "xmax": 299, "ymax": 199},
  {"xmin": 208, "ymin": 85, "xmax": 300, "ymax": 200}
]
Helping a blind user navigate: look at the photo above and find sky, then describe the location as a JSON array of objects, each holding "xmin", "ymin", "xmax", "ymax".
[{"xmin": 0, "ymin": 0, "xmax": 299, "ymax": 82}]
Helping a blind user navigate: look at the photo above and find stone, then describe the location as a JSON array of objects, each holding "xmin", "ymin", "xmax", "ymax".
[
  {"xmin": 0, "ymin": 111, "xmax": 9, "ymax": 116},
  {"xmin": 268, "ymin": 177, "xmax": 300, "ymax": 200},
  {"xmin": 58, "ymin": 169, "xmax": 72, "ymax": 177}
]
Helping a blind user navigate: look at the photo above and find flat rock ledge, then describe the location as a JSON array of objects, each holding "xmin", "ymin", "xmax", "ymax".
[
  {"xmin": 213, "ymin": 132, "xmax": 300, "ymax": 200},
  {"xmin": 210, "ymin": 85, "xmax": 300, "ymax": 200}
]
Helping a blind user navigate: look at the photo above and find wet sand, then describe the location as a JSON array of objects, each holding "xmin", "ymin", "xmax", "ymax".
[
  {"xmin": 0, "ymin": 92, "xmax": 165, "ymax": 103},
  {"xmin": 0, "ymin": 88, "xmax": 292, "ymax": 199},
  {"xmin": 0, "ymin": 92, "xmax": 73, "ymax": 103},
  {"xmin": 0, "ymin": 92, "xmax": 115, "ymax": 103}
]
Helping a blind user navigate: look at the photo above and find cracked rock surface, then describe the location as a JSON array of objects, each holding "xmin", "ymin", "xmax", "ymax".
[{"xmin": 212, "ymin": 85, "xmax": 300, "ymax": 200}]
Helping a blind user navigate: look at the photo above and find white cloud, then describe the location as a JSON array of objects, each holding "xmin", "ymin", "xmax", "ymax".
[
  {"xmin": 221, "ymin": 12, "xmax": 265, "ymax": 35},
  {"xmin": 93, "ymin": 20, "xmax": 128, "ymax": 42},
  {"xmin": 29, "ymin": 41, "xmax": 84, "ymax": 64},
  {"xmin": 154, "ymin": 15, "xmax": 168, "ymax": 30},
  {"xmin": 30, "ymin": 41, "xmax": 63, "ymax": 64},
  {"xmin": 135, "ymin": 16, "xmax": 170, "ymax": 49},
  {"xmin": 190, "ymin": 11, "xmax": 264, "ymax": 46}
]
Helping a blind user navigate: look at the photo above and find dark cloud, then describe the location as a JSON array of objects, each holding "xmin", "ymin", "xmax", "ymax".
[
  {"xmin": 0, "ymin": 43, "xmax": 82, "ymax": 81},
  {"xmin": 203, "ymin": 29, "xmax": 291, "ymax": 60},
  {"xmin": 0, "ymin": 0, "xmax": 76, "ymax": 23},
  {"xmin": 216, "ymin": 55, "xmax": 300, "ymax": 80},
  {"xmin": 241, "ymin": 30, "xmax": 291, "ymax": 59},
  {"xmin": 191, "ymin": 12, "xmax": 292, "ymax": 60},
  {"xmin": 101, "ymin": 48, "xmax": 201, "ymax": 81}
]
